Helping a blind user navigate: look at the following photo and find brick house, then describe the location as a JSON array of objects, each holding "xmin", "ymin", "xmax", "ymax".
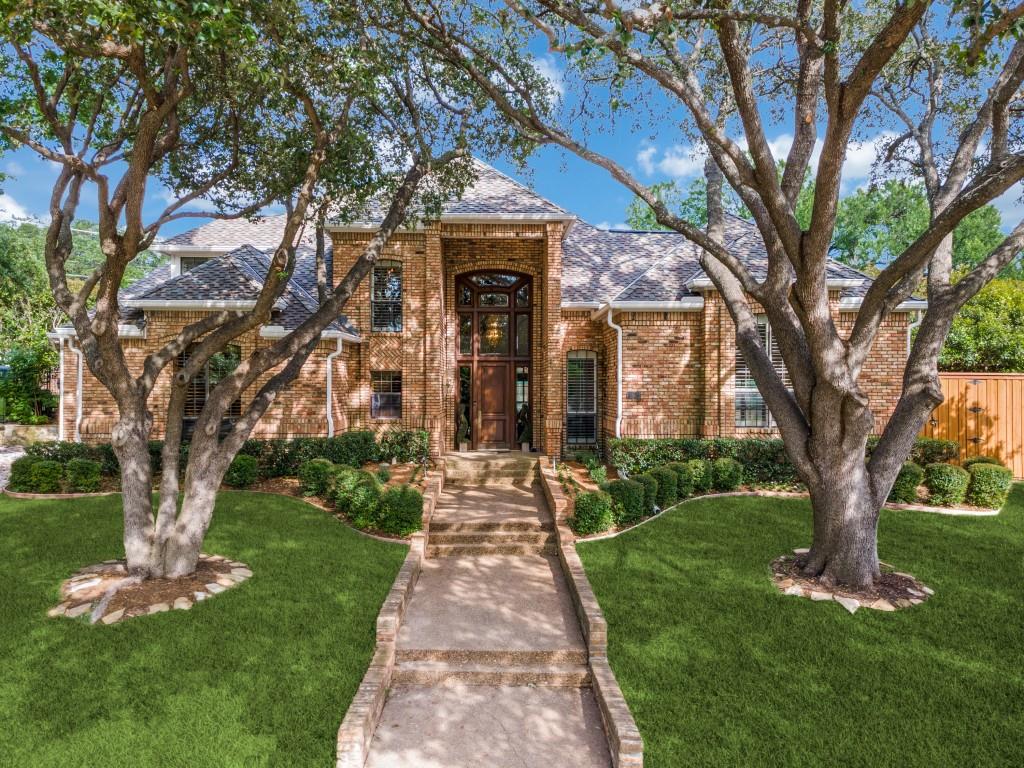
[{"xmin": 51, "ymin": 160, "xmax": 924, "ymax": 457}]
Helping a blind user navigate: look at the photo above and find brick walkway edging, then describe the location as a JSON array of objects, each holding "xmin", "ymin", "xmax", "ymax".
[
  {"xmin": 335, "ymin": 469, "xmax": 443, "ymax": 768},
  {"xmin": 538, "ymin": 458, "xmax": 644, "ymax": 768}
]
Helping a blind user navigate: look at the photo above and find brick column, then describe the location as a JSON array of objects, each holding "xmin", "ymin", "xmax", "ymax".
[
  {"xmin": 424, "ymin": 223, "xmax": 445, "ymax": 457},
  {"xmin": 544, "ymin": 222, "xmax": 564, "ymax": 457},
  {"xmin": 701, "ymin": 291, "xmax": 727, "ymax": 437}
]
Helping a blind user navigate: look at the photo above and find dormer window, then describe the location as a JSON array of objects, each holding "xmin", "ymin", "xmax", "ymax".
[
  {"xmin": 180, "ymin": 256, "xmax": 209, "ymax": 273},
  {"xmin": 371, "ymin": 261, "xmax": 402, "ymax": 333}
]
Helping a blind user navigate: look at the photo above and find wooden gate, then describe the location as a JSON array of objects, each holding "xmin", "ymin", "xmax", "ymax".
[{"xmin": 919, "ymin": 372, "xmax": 1024, "ymax": 479}]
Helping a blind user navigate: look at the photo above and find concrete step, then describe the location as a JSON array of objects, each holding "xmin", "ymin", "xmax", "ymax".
[
  {"xmin": 429, "ymin": 519, "xmax": 554, "ymax": 533},
  {"xmin": 426, "ymin": 542, "xmax": 557, "ymax": 558},
  {"xmin": 445, "ymin": 454, "xmax": 539, "ymax": 471},
  {"xmin": 428, "ymin": 531, "xmax": 554, "ymax": 546},
  {"xmin": 396, "ymin": 648, "xmax": 589, "ymax": 665},
  {"xmin": 444, "ymin": 471, "xmax": 538, "ymax": 486},
  {"xmin": 393, "ymin": 659, "xmax": 591, "ymax": 688}
]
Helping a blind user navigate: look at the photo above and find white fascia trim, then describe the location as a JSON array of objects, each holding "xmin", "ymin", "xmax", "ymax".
[
  {"xmin": 123, "ymin": 299, "xmax": 256, "ymax": 310},
  {"xmin": 590, "ymin": 298, "xmax": 705, "ymax": 319},
  {"xmin": 153, "ymin": 244, "xmax": 231, "ymax": 254},
  {"xmin": 686, "ymin": 277, "xmax": 868, "ymax": 291},
  {"xmin": 326, "ymin": 213, "xmax": 573, "ymax": 232},
  {"xmin": 259, "ymin": 325, "xmax": 361, "ymax": 343},
  {"xmin": 686, "ymin": 277, "xmax": 715, "ymax": 290},
  {"xmin": 49, "ymin": 325, "xmax": 146, "ymax": 339},
  {"xmin": 838, "ymin": 297, "xmax": 928, "ymax": 311},
  {"xmin": 561, "ymin": 301, "xmax": 601, "ymax": 310}
]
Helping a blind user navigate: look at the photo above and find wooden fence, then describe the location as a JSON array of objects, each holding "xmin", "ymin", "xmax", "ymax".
[{"xmin": 919, "ymin": 372, "xmax": 1024, "ymax": 479}]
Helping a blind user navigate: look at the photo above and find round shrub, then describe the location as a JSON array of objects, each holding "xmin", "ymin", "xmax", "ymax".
[
  {"xmin": 711, "ymin": 457, "xmax": 743, "ymax": 492},
  {"xmin": 648, "ymin": 467, "xmax": 678, "ymax": 509},
  {"xmin": 348, "ymin": 473, "xmax": 383, "ymax": 530},
  {"xmin": 963, "ymin": 455, "xmax": 1003, "ymax": 470},
  {"xmin": 330, "ymin": 467, "xmax": 363, "ymax": 511},
  {"xmin": 924, "ymin": 463, "xmax": 970, "ymax": 506},
  {"xmin": 66, "ymin": 458, "xmax": 102, "ymax": 493},
  {"xmin": 887, "ymin": 462, "xmax": 924, "ymax": 504},
  {"xmin": 376, "ymin": 465, "xmax": 391, "ymax": 484},
  {"xmin": 7, "ymin": 455, "xmax": 39, "ymax": 492},
  {"xmin": 912, "ymin": 438, "xmax": 960, "ymax": 466},
  {"xmin": 605, "ymin": 478, "xmax": 645, "ymax": 526},
  {"xmin": 377, "ymin": 484, "xmax": 424, "ymax": 536},
  {"xmin": 298, "ymin": 458, "xmax": 335, "ymax": 497},
  {"xmin": 569, "ymin": 491, "xmax": 613, "ymax": 535},
  {"xmin": 687, "ymin": 458, "xmax": 714, "ymax": 493},
  {"xmin": 634, "ymin": 473, "xmax": 659, "ymax": 513},
  {"xmin": 965, "ymin": 463, "xmax": 1013, "ymax": 509},
  {"xmin": 29, "ymin": 460, "xmax": 63, "ymax": 493},
  {"xmin": 664, "ymin": 462, "xmax": 694, "ymax": 498},
  {"xmin": 225, "ymin": 454, "xmax": 259, "ymax": 489}
]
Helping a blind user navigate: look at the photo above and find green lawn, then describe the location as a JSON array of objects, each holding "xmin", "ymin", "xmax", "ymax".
[
  {"xmin": 0, "ymin": 491, "xmax": 406, "ymax": 768},
  {"xmin": 578, "ymin": 487, "xmax": 1024, "ymax": 768}
]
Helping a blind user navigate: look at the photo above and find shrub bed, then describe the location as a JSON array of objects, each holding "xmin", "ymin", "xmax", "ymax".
[
  {"xmin": 965, "ymin": 463, "xmax": 1013, "ymax": 509},
  {"xmin": 605, "ymin": 478, "xmax": 646, "ymax": 526},
  {"xmin": 888, "ymin": 462, "xmax": 924, "ymax": 504},
  {"xmin": 7, "ymin": 456, "xmax": 39, "ymax": 492},
  {"xmin": 711, "ymin": 457, "xmax": 743, "ymax": 492},
  {"xmin": 298, "ymin": 459, "xmax": 335, "ymax": 497},
  {"xmin": 648, "ymin": 467, "xmax": 679, "ymax": 509},
  {"xmin": 570, "ymin": 491, "xmax": 614, "ymax": 535},
  {"xmin": 377, "ymin": 485, "xmax": 424, "ymax": 536},
  {"xmin": 962, "ymin": 455, "xmax": 1003, "ymax": 470},
  {"xmin": 924, "ymin": 463, "xmax": 970, "ymax": 506},
  {"xmin": 29, "ymin": 460, "xmax": 63, "ymax": 494},
  {"xmin": 663, "ymin": 462, "xmax": 694, "ymax": 498},
  {"xmin": 225, "ymin": 455, "xmax": 259, "ymax": 489},
  {"xmin": 687, "ymin": 459, "xmax": 713, "ymax": 494},
  {"xmin": 66, "ymin": 458, "xmax": 102, "ymax": 493},
  {"xmin": 634, "ymin": 473, "xmax": 659, "ymax": 513}
]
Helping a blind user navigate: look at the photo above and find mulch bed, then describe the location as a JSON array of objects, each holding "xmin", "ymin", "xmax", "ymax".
[
  {"xmin": 49, "ymin": 554, "xmax": 252, "ymax": 625},
  {"xmin": 772, "ymin": 551, "xmax": 934, "ymax": 612}
]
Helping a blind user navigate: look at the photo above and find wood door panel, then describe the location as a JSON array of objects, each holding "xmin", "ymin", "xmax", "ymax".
[{"xmin": 478, "ymin": 362, "xmax": 509, "ymax": 448}]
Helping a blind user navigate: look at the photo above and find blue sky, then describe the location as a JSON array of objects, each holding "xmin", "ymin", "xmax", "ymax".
[{"xmin": 2, "ymin": 56, "xmax": 1022, "ymax": 239}]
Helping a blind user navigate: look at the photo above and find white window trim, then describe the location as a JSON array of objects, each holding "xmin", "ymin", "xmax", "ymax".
[
  {"xmin": 734, "ymin": 317, "xmax": 790, "ymax": 430},
  {"xmin": 566, "ymin": 350, "xmax": 598, "ymax": 444}
]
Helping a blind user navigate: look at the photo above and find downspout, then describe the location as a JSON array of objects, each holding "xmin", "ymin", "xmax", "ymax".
[
  {"xmin": 67, "ymin": 336, "xmax": 84, "ymax": 443},
  {"xmin": 325, "ymin": 337, "xmax": 344, "ymax": 437},
  {"xmin": 607, "ymin": 306, "xmax": 623, "ymax": 439},
  {"xmin": 907, "ymin": 310, "xmax": 923, "ymax": 357},
  {"xmin": 57, "ymin": 337, "xmax": 66, "ymax": 441}
]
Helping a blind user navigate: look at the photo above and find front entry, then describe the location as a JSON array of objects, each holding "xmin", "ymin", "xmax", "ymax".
[{"xmin": 456, "ymin": 272, "xmax": 532, "ymax": 451}]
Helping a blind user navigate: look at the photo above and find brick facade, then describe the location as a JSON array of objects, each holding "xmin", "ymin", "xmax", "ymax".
[{"xmin": 58, "ymin": 222, "xmax": 913, "ymax": 456}]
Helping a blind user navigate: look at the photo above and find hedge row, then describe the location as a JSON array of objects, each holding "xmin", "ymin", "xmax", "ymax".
[
  {"xmin": 326, "ymin": 464, "xmax": 423, "ymax": 536},
  {"xmin": 918, "ymin": 458, "xmax": 1013, "ymax": 509},
  {"xmin": 23, "ymin": 429, "xmax": 429, "ymax": 481},
  {"xmin": 8, "ymin": 455, "xmax": 103, "ymax": 493},
  {"xmin": 610, "ymin": 436, "xmax": 961, "ymax": 486}
]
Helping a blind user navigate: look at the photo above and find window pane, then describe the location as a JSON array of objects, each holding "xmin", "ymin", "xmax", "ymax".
[
  {"xmin": 478, "ymin": 292, "xmax": 509, "ymax": 307},
  {"xmin": 515, "ymin": 284, "xmax": 530, "ymax": 307},
  {"xmin": 515, "ymin": 366, "xmax": 530, "ymax": 445},
  {"xmin": 566, "ymin": 351, "xmax": 597, "ymax": 444},
  {"xmin": 516, "ymin": 315, "xmax": 529, "ymax": 356},
  {"xmin": 372, "ymin": 263, "xmax": 402, "ymax": 332},
  {"xmin": 459, "ymin": 314, "xmax": 472, "ymax": 355},
  {"xmin": 478, "ymin": 314, "xmax": 509, "ymax": 354},
  {"xmin": 735, "ymin": 390, "xmax": 769, "ymax": 428},
  {"xmin": 457, "ymin": 366, "xmax": 472, "ymax": 444},
  {"xmin": 371, "ymin": 371, "xmax": 402, "ymax": 420},
  {"xmin": 459, "ymin": 284, "xmax": 472, "ymax": 306},
  {"xmin": 470, "ymin": 273, "xmax": 518, "ymax": 287},
  {"xmin": 180, "ymin": 256, "xmax": 209, "ymax": 272}
]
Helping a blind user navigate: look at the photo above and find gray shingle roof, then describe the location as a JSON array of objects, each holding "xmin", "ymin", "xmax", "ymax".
[{"xmin": 160, "ymin": 215, "xmax": 311, "ymax": 249}]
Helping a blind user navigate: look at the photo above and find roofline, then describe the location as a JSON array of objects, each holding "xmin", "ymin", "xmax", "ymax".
[
  {"xmin": 839, "ymin": 297, "xmax": 928, "ymax": 311},
  {"xmin": 327, "ymin": 213, "xmax": 574, "ymax": 233},
  {"xmin": 591, "ymin": 298, "xmax": 705, "ymax": 319},
  {"xmin": 49, "ymin": 324, "xmax": 145, "ymax": 340},
  {"xmin": 154, "ymin": 244, "xmax": 233, "ymax": 254},
  {"xmin": 259, "ymin": 325, "xmax": 361, "ymax": 343},
  {"xmin": 123, "ymin": 299, "xmax": 257, "ymax": 310},
  {"xmin": 686, "ymin": 277, "xmax": 868, "ymax": 291}
]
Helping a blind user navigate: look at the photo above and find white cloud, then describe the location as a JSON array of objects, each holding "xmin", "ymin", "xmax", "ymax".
[
  {"xmin": 637, "ymin": 144, "xmax": 658, "ymax": 176},
  {"xmin": 0, "ymin": 192, "xmax": 30, "ymax": 223},
  {"xmin": 594, "ymin": 220, "xmax": 630, "ymax": 230},
  {"xmin": 993, "ymin": 184, "xmax": 1024, "ymax": 232},
  {"xmin": 841, "ymin": 131, "xmax": 898, "ymax": 183},
  {"xmin": 636, "ymin": 142, "xmax": 706, "ymax": 179},
  {"xmin": 158, "ymin": 186, "xmax": 219, "ymax": 213},
  {"xmin": 533, "ymin": 56, "xmax": 564, "ymax": 97},
  {"xmin": 4, "ymin": 160, "xmax": 25, "ymax": 177}
]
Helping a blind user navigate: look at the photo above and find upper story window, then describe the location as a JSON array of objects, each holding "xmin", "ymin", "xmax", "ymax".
[
  {"xmin": 371, "ymin": 261, "xmax": 402, "ymax": 332},
  {"xmin": 371, "ymin": 371, "xmax": 402, "ymax": 420},
  {"xmin": 735, "ymin": 317, "xmax": 790, "ymax": 428},
  {"xmin": 180, "ymin": 256, "xmax": 210, "ymax": 273}
]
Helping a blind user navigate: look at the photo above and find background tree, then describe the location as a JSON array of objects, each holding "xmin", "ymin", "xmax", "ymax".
[
  {"xmin": 940, "ymin": 278, "xmax": 1024, "ymax": 371},
  {"xmin": 0, "ymin": 0, "xmax": 524, "ymax": 580},
  {"xmin": 407, "ymin": 0, "xmax": 1024, "ymax": 588}
]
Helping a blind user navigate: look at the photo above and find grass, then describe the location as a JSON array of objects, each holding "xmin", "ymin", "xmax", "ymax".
[
  {"xmin": 0, "ymin": 491, "xmax": 406, "ymax": 768},
  {"xmin": 578, "ymin": 487, "xmax": 1024, "ymax": 768}
]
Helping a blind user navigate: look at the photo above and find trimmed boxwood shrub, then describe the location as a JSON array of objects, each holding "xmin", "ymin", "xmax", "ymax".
[
  {"xmin": 687, "ymin": 459, "xmax": 713, "ymax": 493},
  {"xmin": 663, "ymin": 462, "xmax": 694, "ymax": 498},
  {"xmin": 225, "ymin": 455, "xmax": 259, "ymax": 489},
  {"xmin": 712, "ymin": 457, "xmax": 743, "ymax": 492},
  {"xmin": 888, "ymin": 462, "xmax": 924, "ymax": 504},
  {"xmin": 328, "ymin": 431, "xmax": 378, "ymax": 467},
  {"xmin": 605, "ymin": 478, "xmax": 645, "ymax": 526},
  {"xmin": 377, "ymin": 485, "xmax": 424, "ymax": 536},
  {"xmin": 634, "ymin": 473, "xmax": 659, "ymax": 513},
  {"xmin": 378, "ymin": 429, "xmax": 429, "ymax": 464},
  {"xmin": 924, "ymin": 463, "xmax": 970, "ymax": 506},
  {"xmin": 66, "ymin": 458, "xmax": 102, "ymax": 493},
  {"xmin": 7, "ymin": 455, "xmax": 39, "ymax": 492},
  {"xmin": 966, "ymin": 463, "xmax": 1013, "ymax": 509},
  {"xmin": 348, "ymin": 473, "xmax": 383, "ymax": 530},
  {"xmin": 298, "ymin": 458, "xmax": 335, "ymax": 497},
  {"xmin": 648, "ymin": 467, "xmax": 678, "ymax": 509},
  {"xmin": 25, "ymin": 441, "xmax": 119, "ymax": 476},
  {"xmin": 29, "ymin": 460, "xmax": 63, "ymax": 493},
  {"xmin": 911, "ymin": 438, "xmax": 960, "ymax": 466},
  {"xmin": 963, "ymin": 455, "xmax": 1003, "ymax": 470},
  {"xmin": 569, "ymin": 491, "xmax": 614, "ymax": 535}
]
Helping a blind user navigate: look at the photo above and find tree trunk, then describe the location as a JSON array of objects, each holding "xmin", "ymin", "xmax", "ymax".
[{"xmin": 111, "ymin": 411, "xmax": 159, "ymax": 578}]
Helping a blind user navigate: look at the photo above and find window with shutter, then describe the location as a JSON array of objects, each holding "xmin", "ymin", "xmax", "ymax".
[
  {"xmin": 371, "ymin": 371, "xmax": 402, "ymax": 420},
  {"xmin": 734, "ymin": 317, "xmax": 789, "ymax": 428},
  {"xmin": 371, "ymin": 262, "xmax": 402, "ymax": 332},
  {"xmin": 566, "ymin": 350, "xmax": 597, "ymax": 444},
  {"xmin": 175, "ymin": 344, "xmax": 242, "ymax": 440}
]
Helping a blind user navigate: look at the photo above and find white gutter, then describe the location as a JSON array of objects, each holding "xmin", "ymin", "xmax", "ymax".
[
  {"xmin": 67, "ymin": 336, "xmax": 84, "ymax": 443},
  {"xmin": 325, "ymin": 337, "xmax": 345, "ymax": 437},
  {"xmin": 837, "ymin": 297, "xmax": 928, "ymax": 312},
  {"xmin": 258, "ymin": 325, "xmax": 361, "ymax": 343},
  {"xmin": 123, "ymin": 299, "xmax": 257, "ymax": 310},
  {"xmin": 607, "ymin": 307, "xmax": 623, "ymax": 439},
  {"xmin": 686, "ymin": 276, "xmax": 868, "ymax": 291},
  {"xmin": 153, "ymin": 244, "xmax": 232, "ymax": 254}
]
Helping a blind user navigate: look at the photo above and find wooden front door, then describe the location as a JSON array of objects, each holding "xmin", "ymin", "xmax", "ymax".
[{"xmin": 455, "ymin": 272, "xmax": 533, "ymax": 451}]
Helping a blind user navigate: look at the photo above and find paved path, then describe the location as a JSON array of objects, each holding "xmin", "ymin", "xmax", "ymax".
[
  {"xmin": 365, "ymin": 481, "xmax": 611, "ymax": 768},
  {"xmin": 0, "ymin": 446, "xmax": 25, "ymax": 490}
]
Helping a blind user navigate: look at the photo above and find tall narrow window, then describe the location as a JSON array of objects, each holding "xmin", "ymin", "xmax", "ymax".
[
  {"xmin": 734, "ymin": 317, "xmax": 790, "ymax": 428},
  {"xmin": 176, "ymin": 344, "xmax": 242, "ymax": 439},
  {"xmin": 371, "ymin": 371, "xmax": 402, "ymax": 420},
  {"xmin": 371, "ymin": 261, "xmax": 402, "ymax": 332},
  {"xmin": 567, "ymin": 350, "xmax": 597, "ymax": 444}
]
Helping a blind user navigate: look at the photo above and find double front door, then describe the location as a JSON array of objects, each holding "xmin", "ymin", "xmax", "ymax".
[{"xmin": 456, "ymin": 272, "xmax": 532, "ymax": 450}]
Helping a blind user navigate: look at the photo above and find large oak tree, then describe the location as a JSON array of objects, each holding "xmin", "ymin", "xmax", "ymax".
[{"xmin": 404, "ymin": 0, "xmax": 1024, "ymax": 587}]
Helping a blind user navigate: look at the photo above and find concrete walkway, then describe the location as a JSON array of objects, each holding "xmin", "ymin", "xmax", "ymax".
[
  {"xmin": 0, "ymin": 446, "xmax": 25, "ymax": 490},
  {"xmin": 364, "ymin": 480, "xmax": 611, "ymax": 768}
]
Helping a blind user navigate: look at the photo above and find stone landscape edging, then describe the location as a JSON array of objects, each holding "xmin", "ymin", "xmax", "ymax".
[
  {"xmin": 539, "ymin": 458, "xmax": 644, "ymax": 768},
  {"xmin": 2, "ymin": 487, "xmax": 120, "ymax": 500},
  {"xmin": 335, "ymin": 470, "xmax": 441, "ymax": 768}
]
